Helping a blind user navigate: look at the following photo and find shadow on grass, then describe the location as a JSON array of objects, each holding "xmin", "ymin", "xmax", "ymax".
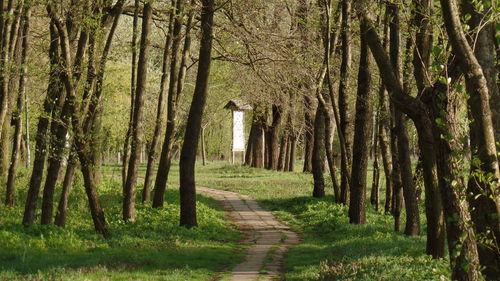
[{"xmin": 0, "ymin": 184, "xmax": 243, "ymax": 280}]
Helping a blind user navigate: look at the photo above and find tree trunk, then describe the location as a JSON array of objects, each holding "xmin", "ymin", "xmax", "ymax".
[
  {"xmin": 22, "ymin": 22, "xmax": 62, "ymax": 227},
  {"xmin": 0, "ymin": 0, "xmax": 14, "ymax": 143},
  {"xmin": 461, "ymin": 1, "xmax": 500, "ymax": 277},
  {"xmin": 179, "ymin": 0, "xmax": 214, "ymax": 228},
  {"xmin": 201, "ymin": 126, "xmax": 207, "ymax": 166},
  {"xmin": 387, "ymin": 2, "xmax": 420, "ymax": 236},
  {"xmin": 370, "ymin": 112, "xmax": 380, "ymax": 211},
  {"xmin": 251, "ymin": 112, "xmax": 265, "ymax": 168},
  {"xmin": 411, "ymin": 0, "xmax": 446, "ymax": 258},
  {"xmin": 288, "ymin": 136, "xmax": 296, "ymax": 172},
  {"xmin": 337, "ymin": 0, "xmax": 353, "ymax": 205},
  {"xmin": 124, "ymin": 1, "xmax": 152, "ymax": 221},
  {"xmin": 153, "ymin": 0, "xmax": 185, "ymax": 208},
  {"xmin": 54, "ymin": 152, "xmax": 77, "ymax": 227},
  {"xmin": 302, "ymin": 95, "xmax": 314, "ymax": 172},
  {"xmin": 122, "ymin": 0, "xmax": 140, "ymax": 187},
  {"xmin": 266, "ymin": 105, "xmax": 282, "ymax": 170},
  {"xmin": 348, "ymin": 19, "xmax": 373, "ymax": 224},
  {"xmin": 360, "ymin": 9, "xmax": 474, "ymax": 276},
  {"xmin": 142, "ymin": 7, "xmax": 175, "ymax": 203},
  {"xmin": 5, "ymin": 5, "xmax": 29, "ymax": 207},
  {"xmin": 312, "ymin": 103, "xmax": 325, "ymax": 198}
]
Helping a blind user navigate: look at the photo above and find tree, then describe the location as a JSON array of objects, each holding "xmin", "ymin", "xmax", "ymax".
[
  {"xmin": 124, "ymin": 1, "xmax": 153, "ymax": 222},
  {"xmin": 179, "ymin": 0, "xmax": 215, "ymax": 228},
  {"xmin": 348, "ymin": 18, "xmax": 373, "ymax": 224}
]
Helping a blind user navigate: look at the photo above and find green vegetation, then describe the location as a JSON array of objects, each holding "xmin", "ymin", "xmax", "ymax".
[
  {"xmin": 168, "ymin": 162, "xmax": 451, "ymax": 281},
  {"xmin": 0, "ymin": 170, "xmax": 243, "ymax": 281}
]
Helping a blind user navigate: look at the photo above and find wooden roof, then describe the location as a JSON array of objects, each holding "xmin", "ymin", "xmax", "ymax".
[{"xmin": 224, "ymin": 99, "xmax": 252, "ymax": 111}]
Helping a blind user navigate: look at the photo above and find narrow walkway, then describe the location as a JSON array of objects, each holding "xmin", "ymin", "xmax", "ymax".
[{"xmin": 197, "ymin": 187, "xmax": 300, "ymax": 281}]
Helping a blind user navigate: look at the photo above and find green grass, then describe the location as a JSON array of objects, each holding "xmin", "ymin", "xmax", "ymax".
[
  {"xmin": 165, "ymin": 161, "xmax": 450, "ymax": 281},
  {"xmin": 2, "ymin": 161, "xmax": 450, "ymax": 280},
  {"xmin": 0, "ymin": 170, "xmax": 243, "ymax": 281}
]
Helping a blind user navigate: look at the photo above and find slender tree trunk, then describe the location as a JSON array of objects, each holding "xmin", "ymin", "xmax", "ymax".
[
  {"xmin": 370, "ymin": 112, "xmax": 380, "ymax": 211},
  {"xmin": 0, "ymin": 0, "xmax": 14, "ymax": 144},
  {"xmin": 338, "ymin": 0, "xmax": 352, "ymax": 205},
  {"xmin": 54, "ymin": 151, "xmax": 77, "ymax": 227},
  {"xmin": 348, "ymin": 19, "xmax": 373, "ymax": 224},
  {"xmin": 153, "ymin": 0, "xmax": 185, "ymax": 208},
  {"xmin": 303, "ymin": 95, "xmax": 314, "ymax": 172},
  {"xmin": 387, "ymin": 2, "xmax": 420, "ymax": 236},
  {"xmin": 23, "ymin": 22, "xmax": 62, "ymax": 227},
  {"xmin": 122, "ymin": 0, "xmax": 140, "ymax": 187},
  {"xmin": 142, "ymin": 7, "xmax": 175, "ymax": 202},
  {"xmin": 251, "ymin": 112, "xmax": 265, "ymax": 168},
  {"xmin": 5, "ymin": 5, "xmax": 29, "ymax": 207},
  {"xmin": 124, "ymin": 1, "xmax": 152, "ymax": 221},
  {"xmin": 312, "ymin": 103, "xmax": 325, "ymax": 198},
  {"xmin": 179, "ymin": 0, "xmax": 214, "ymax": 228},
  {"xmin": 288, "ymin": 136, "xmax": 296, "ymax": 172},
  {"xmin": 245, "ymin": 119, "xmax": 255, "ymax": 166},
  {"xmin": 411, "ymin": 0, "xmax": 446, "ymax": 258},
  {"xmin": 201, "ymin": 126, "xmax": 207, "ymax": 166}
]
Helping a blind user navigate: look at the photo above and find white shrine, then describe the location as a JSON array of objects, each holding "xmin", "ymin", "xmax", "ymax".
[{"xmin": 224, "ymin": 100, "xmax": 252, "ymax": 164}]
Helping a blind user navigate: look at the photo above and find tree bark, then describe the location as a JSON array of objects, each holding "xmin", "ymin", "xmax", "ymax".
[
  {"xmin": 411, "ymin": 0, "xmax": 446, "ymax": 258},
  {"xmin": 370, "ymin": 111, "xmax": 380, "ymax": 211},
  {"xmin": 0, "ymin": 0, "xmax": 14, "ymax": 143},
  {"xmin": 387, "ymin": 2, "xmax": 420, "ymax": 236},
  {"xmin": 312, "ymin": 103, "xmax": 325, "ymax": 198},
  {"xmin": 179, "ymin": 0, "xmax": 214, "ymax": 228},
  {"xmin": 22, "ymin": 22, "xmax": 62, "ymax": 227},
  {"xmin": 153, "ymin": 0, "xmax": 185, "ymax": 208},
  {"xmin": 124, "ymin": 1, "xmax": 152, "ymax": 221},
  {"xmin": 302, "ymin": 95, "xmax": 314, "ymax": 172},
  {"xmin": 359, "ymin": 7, "xmax": 476, "ymax": 276},
  {"xmin": 122, "ymin": 0, "xmax": 140, "ymax": 187},
  {"xmin": 5, "ymin": 4, "xmax": 29, "ymax": 207},
  {"xmin": 338, "ymin": 0, "xmax": 352, "ymax": 205},
  {"xmin": 348, "ymin": 19, "xmax": 373, "ymax": 224},
  {"xmin": 54, "ymin": 151, "xmax": 77, "ymax": 227},
  {"xmin": 460, "ymin": 1, "xmax": 500, "ymax": 277},
  {"xmin": 142, "ymin": 6, "xmax": 175, "ymax": 203}
]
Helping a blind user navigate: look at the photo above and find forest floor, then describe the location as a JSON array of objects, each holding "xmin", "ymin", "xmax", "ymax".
[{"xmin": 0, "ymin": 161, "xmax": 451, "ymax": 280}]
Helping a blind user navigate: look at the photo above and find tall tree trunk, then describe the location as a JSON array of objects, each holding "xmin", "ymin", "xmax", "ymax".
[
  {"xmin": 348, "ymin": 19, "xmax": 373, "ymax": 224},
  {"xmin": 5, "ymin": 4, "xmax": 29, "ymax": 207},
  {"xmin": 22, "ymin": 22, "xmax": 62, "ymax": 227},
  {"xmin": 411, "ymin": 0, "xmax": 446, "ymax": 258},
  {"xmin": 124, "ymin": 1, "xmax": 152, "ymax": 221},
  {"xmin": 142, "ymin": 7, "xmax": 175, "ymax": 203},
  {"xmin": 153, "ymin": 0, "xmax": 184, "ymax": 208},
  {"xmin": 338, "ymin": 0, "xmax": 352, "ymax": 205},
  {"xmin": 303, "ymin": 95, "xmax": 314, "ymax": 172},
  {"xmin": 312, "ymin": 103, "xmax": 325, "ymax": 198},
  {"xmin": 387, "ymin": 2, "xmax": 420, "ymax": 236},
  {"xmin": 179, "ymin": 0, "xmax": 214, "ymax": 228},
  {"xmin": 122, "ymin": 0, "xmax": 140, "ymax": 187},
  {"xmin": 461, "ymin": 1, "xmax": 500, "ymax": 277},
  {"xmin": 370, "ymin": 111, "xmax": 380, "ymax": 211},
  {"xmin": 0, "ymin": 0, "xmax": 14, "ymax": 144}
]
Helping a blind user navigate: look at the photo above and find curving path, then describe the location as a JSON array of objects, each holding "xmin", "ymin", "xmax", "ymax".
[{"xmin": 197, "ymin": 187, "xmax": 300, "ymax": 281}]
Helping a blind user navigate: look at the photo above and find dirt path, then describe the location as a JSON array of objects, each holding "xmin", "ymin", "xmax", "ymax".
[{"xmin": 197, "ymin": 187, "xmax": 300, "ymax": 281}]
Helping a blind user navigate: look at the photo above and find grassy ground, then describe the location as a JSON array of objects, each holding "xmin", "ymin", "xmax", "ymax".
[
  {"xmin": 1, "ymin": 161, "xmax": 450, "ymax": 280},
  {"xmin": 163, "ymin": 161, "xmax": 451, "ymax": 281},
  {"xmin": 0, "ymin": 167, "xmax": 243, "ymax": 281}
]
